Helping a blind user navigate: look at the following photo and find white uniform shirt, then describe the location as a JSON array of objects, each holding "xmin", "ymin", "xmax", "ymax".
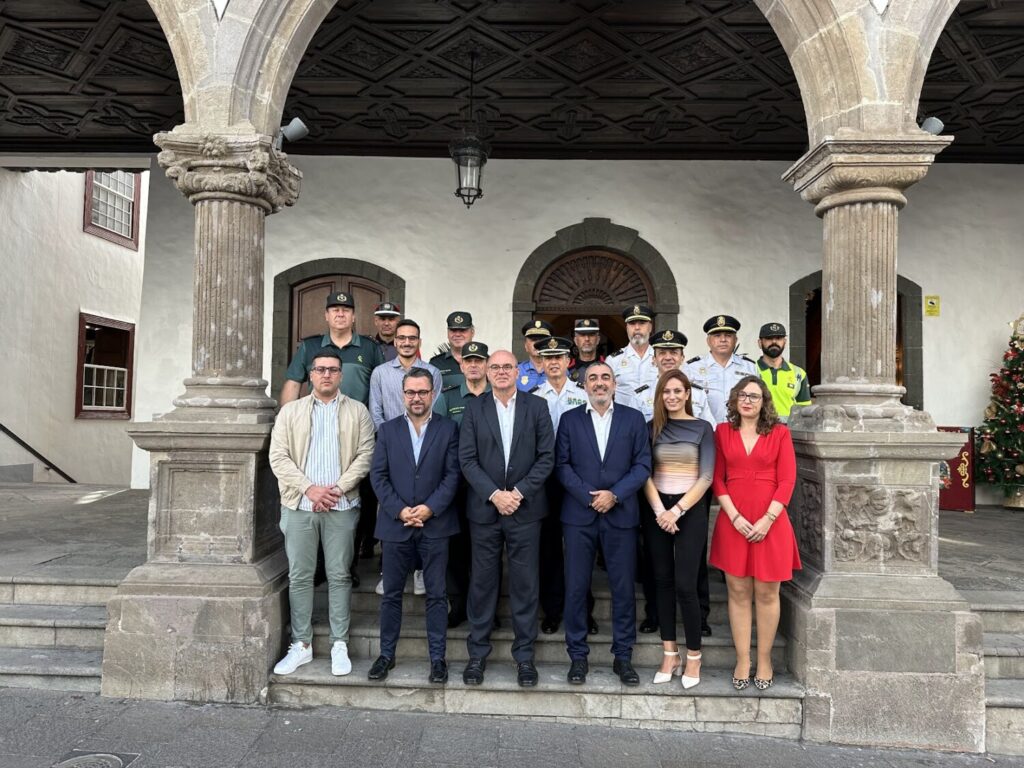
[
  {"xmin": 607, "ymin": 344, "xmax": 659, "ymax": 414},
  {"xmin": 535, "ymin": 377, "xmax": 588, "ymax": 432},
  {"xmin": 684, "ymin": 353, "xmax": 758, "ymax": 424}
]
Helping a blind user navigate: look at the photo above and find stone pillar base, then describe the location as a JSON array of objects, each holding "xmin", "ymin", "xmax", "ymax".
[
  {"xmin": 783, "ymin": 427, "xmax": 986, "ymax": 752},
  {"xmin": 101, "ymin": 558, "xmax": 286, "ymax": 703}
]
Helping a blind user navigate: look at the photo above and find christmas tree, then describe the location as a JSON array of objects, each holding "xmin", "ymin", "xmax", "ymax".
[{"xmin": 976, "ymin": 313, "xmax": 1024, "ymax": 497}]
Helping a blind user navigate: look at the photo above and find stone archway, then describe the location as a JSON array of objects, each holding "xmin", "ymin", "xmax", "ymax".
[
  {"xmin": 271, "ymin": 258, "xmax": 406, "ymax": 396},
  {"xmin": 511, "ymin": 218, "xmax": 678, "ymax": 351}
]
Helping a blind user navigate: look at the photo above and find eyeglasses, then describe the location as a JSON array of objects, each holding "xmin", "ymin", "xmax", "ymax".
[
  {"xmin": 395, "ymin": 335, "xmax": 420, "ymax": 342},
  {"xmin": 403, "ymin": 389, "xmax": 432, "ymax": 399},
  {"xmin": 311, "ymin": 366, "xmax": 341, "ymax": 376},
  {"xmin": 737, "ymin": 392, "xmax": 762, "ymax": 402},
  {"xmin": 488, "ymin": 364, "xmax": 516, "ymax": 373}
]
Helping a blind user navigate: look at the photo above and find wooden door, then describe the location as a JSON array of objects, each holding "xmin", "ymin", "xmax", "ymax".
[{"xmin": 290, "ymin": 274, "xmax": 387, "ymax": 361}]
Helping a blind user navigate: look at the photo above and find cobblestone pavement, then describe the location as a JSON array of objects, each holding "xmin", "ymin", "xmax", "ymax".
[{"xmin": 0, "ymin": 688, "xmax": 1020, "ymax": 768}]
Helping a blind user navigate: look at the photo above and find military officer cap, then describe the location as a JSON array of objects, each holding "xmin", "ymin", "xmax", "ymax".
[
  {"xmin": 573, "ymin": 318, "xmax": 600, "ymax": 334},
  {"xmin": 538, "ymin": 336, "xmax": 573, "ymax": 357},
  {"xmin": 374, "ymin": 301, "xmax": 401, "ymax": 317},
  {"xmin": 462, "ymin": 341, "xmax": 489, "ymax": 359},
  {"xmin": 703, "ymin": 314, "xmax": 741, "ymax": 334},
  {"xmin": 623, "ymin": 304, "xmax": 655, "ymax": 323},
  {"xmin": 758, "ymin": 321, "xmax": 787, "ymax": 339},
  {"xmin": 446, "ymin": 311, "xmax": 473, "ymax": 329},
  {"xmin": 522, "ymin": 319, "xmax": 554, "ymax": 338},
  {"xmin": 651, "ymin": 329, "xmax": 688, "ymax": 349},
  {"xmin": 326, "ymin": 291, "xmax": 354, "ymax": 309}
]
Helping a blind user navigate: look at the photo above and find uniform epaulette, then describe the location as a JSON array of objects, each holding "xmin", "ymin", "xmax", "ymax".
[
  {"xmin": 300, "ymin": 334, "xmax": 324, "ymax": 343},
  {"xmin": 691, "ymin": 382, "xmax": 704, "ymax": 391},
  {"xmin": 442, "ymin": 383, "xmax": 459, "ymax": 393},
  {"xmin": 740, "ymin": 354, "xmax": 756, "ymax": 363},
  {"xmin": 634, "ymin": 385, "xmax": 649, "ymax": 394},
  {"xmin": 686, "ymin": 355, "xmax": 701, "ymax": 364},
  {"xmin": 527, "ymin": 385, "xmax": 540, "ymax": 394}
]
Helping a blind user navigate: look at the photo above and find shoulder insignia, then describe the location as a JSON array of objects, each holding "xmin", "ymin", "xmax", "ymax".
[
  {"xmin": 691, "ymin": 382, "xmax": 704, "ymax": 391},
  {"xmin": 740, "ymin": 354, "xmax": 756, "ymax": 363},
  {"xmin": 634, "ymin": 385, "xmax": 649, "ymax": 394},
  {"xmin": 442, "ymin": 384, "xmax": 459, "ymax": 393},
  {"xmin": 527, "ymin": 385, "xmax": 540, "ymax": 394},
  {"xmin": 686, "ymin": 356, "xmax": 701, "ymax": 364}
]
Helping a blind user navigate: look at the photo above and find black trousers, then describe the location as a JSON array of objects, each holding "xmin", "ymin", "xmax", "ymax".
[
  {"xmin": 380, "ymin": 532, "xmax": 449, "ymax": 661},
  {"xmin": 446, "ymin": 486, "xmax": 471, "ymax": 615},
  {"xmin": 642, "ymin": 491, "xmax": 710, "ymax": 652}
]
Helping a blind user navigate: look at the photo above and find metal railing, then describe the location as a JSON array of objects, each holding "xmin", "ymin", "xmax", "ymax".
[{"xmin": 0, "ymin": 422, "xmax": 76, "ymax": 483}]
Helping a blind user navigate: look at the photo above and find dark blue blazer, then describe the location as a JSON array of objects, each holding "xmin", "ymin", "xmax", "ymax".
[
  {"xmin": 555, "ymin": 403, "xmax": 652, "ymax": 529},
  {"xmin": 458, "ymin": 391, "xmax": 555, "ymax": 525},
  {"xmin": 370, "ymin": 414, "xmax": 461, "ymax": 541}
]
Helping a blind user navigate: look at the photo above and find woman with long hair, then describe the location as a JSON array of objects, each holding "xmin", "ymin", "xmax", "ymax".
[
  {"xmin": 709, "ymin": 375, "xmax": 800, "ymax": 691},
  {"xmin": 642, "ymin": 369, "xmax": 715, "ymax": 689}
]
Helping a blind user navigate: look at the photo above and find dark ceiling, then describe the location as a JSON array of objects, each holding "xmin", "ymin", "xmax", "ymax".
[{"xmin": 0, "ymin": 0, "xmax": 1022, "ymax": 162}]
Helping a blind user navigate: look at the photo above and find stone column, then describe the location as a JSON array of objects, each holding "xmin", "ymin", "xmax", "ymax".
[
  {"xmin": 102, "ymin": 130, "xmax": 301, "ymax": 703},
  {"xmin": 780, "ymin": 137, "xmax": 986, "ymax": 751}
]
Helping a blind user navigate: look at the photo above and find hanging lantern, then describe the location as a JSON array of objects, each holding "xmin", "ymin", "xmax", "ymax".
[{"xmin": 448, "ymin": 49, "xmax": 490, "ymax": 208}]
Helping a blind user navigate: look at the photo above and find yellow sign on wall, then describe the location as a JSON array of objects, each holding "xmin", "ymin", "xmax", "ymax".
[{"xmin": 925, "ymin": 295, "xmax": 941, "ymax": 317}]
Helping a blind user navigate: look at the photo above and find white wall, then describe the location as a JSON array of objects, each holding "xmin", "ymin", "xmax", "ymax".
[
  {"xmin": 0, "ymin": 167, "xmax": 149, "ymax": 485},
  {"xmin": 132, "ymin": 156, "xmax": 1024, "ymax": 491}
]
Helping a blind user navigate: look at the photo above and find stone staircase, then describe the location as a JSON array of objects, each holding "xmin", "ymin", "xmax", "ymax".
[
  {"xmin": 965, "ymin": 590, "xmax": 1024, "ymax": 755},
  {"xmin": 268, "ymin": 567, "xmax": 805, "ymax": 737},
  {"xmin": 0, "ymin": 575, "xmax": 113, "ymax": 692}
]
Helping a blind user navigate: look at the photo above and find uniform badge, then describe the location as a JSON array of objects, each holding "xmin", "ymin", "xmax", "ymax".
[
  {"xmin": 547, "ymin": 338, "xmax": 558, "ymax": 349},
  {"xmin": 467, "ymin": 343, "xmax": 478, "ymax": 353},
  {"xmin": 787, "ymin": 382, "xmax": 795, "ymax": 389},
  {"xmin": 717, "ymin": 315, "xmax": 726, "ymax": 328},
  {"xmin": 770, "ymin": 323, "xmax": 782, "ymax": 334},
  {"xmin": 633, "ymin": 305, "xmax": 641, "ymax": 315},
  {"xmin": 357, "ymin": 355, "xmax": 363, "ymax": 363},
  {"xmin": 664, "ymin": 330, "xmax": 674, "ymax": 341},
  {"xmin": 337, "ymin": 292, "xmax": 348, "ymax": 303},
  {"xmin": 521, "ymin": 375, "xmax": 529, "ymax": 385},
  {"xmin": 454, "ymin": 315, "xmax": 464, "ymax": 324},
  {"xmin": 534, "ymin": 321, "xmax": 542, "ymax": 328},
  {"xmin": 621, "ymin": 359, "xmax": 628, "ymax": 367},
  {"xmin": 699, "ymin": 367, "xmax": 707, "ymax": 375}
]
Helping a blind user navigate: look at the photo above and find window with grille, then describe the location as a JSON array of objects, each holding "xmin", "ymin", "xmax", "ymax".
[
  {"xmin": 76, "ymin": 313, "xmax": 135, "ymax": 419},
  {"xmin": 83, "ymin": 170, "xmax": 141, "ymax": 250}
]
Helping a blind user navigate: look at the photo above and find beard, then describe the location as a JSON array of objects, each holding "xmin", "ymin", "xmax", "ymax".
[{"xmin": 763, "ymin": 345, "xmax": 784, "ymax": 359}]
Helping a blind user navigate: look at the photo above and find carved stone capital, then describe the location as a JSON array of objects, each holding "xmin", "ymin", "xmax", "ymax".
[
  {"xmin": 783, "ymin": 135, "xmax": 953, "ymax": 217},
  {"xmin": 155, "ymin": 129, "xmax": 301, "ymax": 213}
]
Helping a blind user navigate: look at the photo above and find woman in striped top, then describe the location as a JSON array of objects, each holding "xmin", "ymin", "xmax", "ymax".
[{"xmin": 642, "ymin": 369, "xmax": 716, "ymax": 689}]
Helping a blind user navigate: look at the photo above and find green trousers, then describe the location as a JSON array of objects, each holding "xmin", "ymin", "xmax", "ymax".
[{"xmin": 280, "ymin": 505, "xmax": 359, "ymax": 644}]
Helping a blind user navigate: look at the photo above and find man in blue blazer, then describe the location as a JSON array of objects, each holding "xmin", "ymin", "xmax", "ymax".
[
  {"xmin": 556, "ymin": 361, "xmax": 651, "ymax": 686},
  {"xmin": 369, "ymin": 369, "xmax": 461, "ymax": 684},
  {"xmin": 459, "ymin": 349, "xmax": 555, "ymax": 687}
]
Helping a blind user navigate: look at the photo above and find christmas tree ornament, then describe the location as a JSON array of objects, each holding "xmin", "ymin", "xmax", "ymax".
[{"xmin": 977, "ymin": 313, "xmax": 1024, "ymax": 508}]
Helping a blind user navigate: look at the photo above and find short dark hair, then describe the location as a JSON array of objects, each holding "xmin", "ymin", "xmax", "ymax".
[
  {"xmin": 402, "ymin": 368, "xmax": 433, "ymax": 388},
  {"xmin": 583, "ymin": 361, "xmax": 614, "ymax": 380},
  {"xmin": 311, "ymin": 348, "xmax": 342, "ymax": 365},
  {"xmin": 396, "ymin": 319, "xmax": 420, "ymax": 335}
]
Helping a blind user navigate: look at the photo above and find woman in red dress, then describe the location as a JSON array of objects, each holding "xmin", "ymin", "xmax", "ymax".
[{"xmin": 709, "ymin": 375, "xmax": 800, "ymax": 691}]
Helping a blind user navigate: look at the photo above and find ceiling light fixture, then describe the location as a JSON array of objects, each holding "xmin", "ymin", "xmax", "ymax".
[{"xmin": 448, "ymin": 50, "xmax": 490, "ymax": 209}]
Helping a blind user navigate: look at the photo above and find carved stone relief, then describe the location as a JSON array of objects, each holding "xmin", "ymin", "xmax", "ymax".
[
  {"xmin": 833, "ymin": 485, "xmax": 926, "ymax": 564},
  {"xmin": 790, "ymin": 479, "xmax": 823, "ymax": 563}
]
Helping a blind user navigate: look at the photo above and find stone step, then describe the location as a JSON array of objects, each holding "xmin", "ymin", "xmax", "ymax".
[
  {"xmin": 963, "ymin": 591, "xmax": 1024, "ymax": 634},
  {"xmin": 986, "ymin": 679, "xmax": 1024, "ymax": 756},
  {"xmin": 0, "ymin": 576, "xmax": 118, "ymax": 607},
  {"xmin": 308, "ymin": 612, "xmax": 786, "ymax": 670},
  {"xmin": 985, "ymin": 632, "xmax": 1024, "ymax": 680},
  {"xmin": 0, "ymin": 603, "xmax": 107, "ymax": 649},
  {"xmin": 0, "ymin": 646, "xmax": 101, "ymax": 693},
  {"xmin": 269, "ymin": 658, "xmax": 803, "ymax": 738}
]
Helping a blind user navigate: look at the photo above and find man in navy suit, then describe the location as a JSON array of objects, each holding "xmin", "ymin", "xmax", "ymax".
[
  {"xmin": 556, "ymin": 361, "xmax": 651, "ymax": 686},
  {"xmin": 369, "ymin": 368, "xmax": 461, "ymax": 684},
  {"xmin": 459, "ymin": 349, "xmax": 555, "ymax": 687}
]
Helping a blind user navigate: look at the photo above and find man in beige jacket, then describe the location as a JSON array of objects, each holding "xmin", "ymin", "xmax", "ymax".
[{"xmin": 269, "ymin": 348, "xmax": 376, "ymax": 677}]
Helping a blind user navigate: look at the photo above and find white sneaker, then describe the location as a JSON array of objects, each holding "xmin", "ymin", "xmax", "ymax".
[
  {"xmin": 375, "ymin": 578, "xmax": 385, "ymax": 596},
  {"xmin": 413, "ymin": 570, "xmax": 426, "ymax": 595},
  {"xmin": 273, "ymin": 641, "xmax": 312, "ymax": 675},
  {"xmin": 331, "ymin": 640, "xmax": 352, "ymax": 676}
]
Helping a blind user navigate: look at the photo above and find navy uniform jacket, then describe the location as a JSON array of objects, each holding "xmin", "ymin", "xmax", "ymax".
[
  {"xmin": 369, "ymin": 414, "xmax": 461, "ymax": 542},
  {"xmin": 555, "ymin": 404, "xmax": 652, "ymax": 529}
]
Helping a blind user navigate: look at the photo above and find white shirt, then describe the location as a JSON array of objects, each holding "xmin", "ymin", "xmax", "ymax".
[
  {"xmin": 684, "ymin": 353, "xmax": 758, "ymax": 424},
  {"xmin": 494, "ymin": 393, "xmax": 516, "ymax": 470},
  {"xmin": 607, "ymin": 344, "xmax": 659, "ymax": 419},
  {"xmin": 535, "ymin": 377, "xmax": 587, "ymax": 431},
  {"xmin": 404, "ymin": 413, "xmax": 431, "ymax": 465},
  {"xmin": 587, "ymin": 401, "xmax": 615, "ymax": 462}
]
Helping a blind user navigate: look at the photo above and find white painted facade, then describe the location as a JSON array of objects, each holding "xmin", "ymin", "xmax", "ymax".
[
  {"xmin": 0, "ymin": 166, "xmax": 149, "ymax": 485},
  {"xmin": 132, "ymin": 156, "xmax": 1023, "ymax": 491}
]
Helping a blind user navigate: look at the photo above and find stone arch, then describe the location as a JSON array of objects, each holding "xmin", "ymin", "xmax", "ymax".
[
  {"xmin": 271, "ymin": 258, "xmax": 406, "ymax": 395},
  {"xmin": 753, "ymin": 0, "xmax": 959, "ymax": 144},
  {"xmin": 788, "ymin": 270, "xmax": 923, "ymax": 409},
  {"xmin": 147, "ymin": 0, "xmax": 336, "ymax": 135},
  {"xmin": 511, "ymin": 218, "xmax": 678, "ymax": 347}
]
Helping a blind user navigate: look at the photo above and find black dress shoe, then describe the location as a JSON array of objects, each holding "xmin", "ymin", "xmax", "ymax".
[
  {"xmin": 613, "ymin": 658, "xmax": 640, "ymax": 687},
  {"xmin": 587, "ymin": 615, "xmax": 599, "ymax": 635},
  {"xmin": 567, "ymin": 658, "xmax": 588, "ymax": 685},
  {"xmin": 639, "ymin": 616, "xmax": 658, "ymax": 634},
  {"xmin": 447, "ymin": 608, "xmax": 467, "ymax": 629},
  {"xmin": 540, "ymin": 616, "xmax": 560, "ymax": 634},
  {"xmin": 367, "ymin": 655, "xmax": 395, "ymax": 681},
  {"xmin": 463, "ymin": 657, "xmax": 486, "ymax": 686},
  {"xmin": 429, "ymin": 659, "xmax": 448, "ymax": 684},
  {"xmin": 517, "ymin": 660, "xmax": 539, "ymax": 687},
  {"xmin": 701, "ymin": 622, "xmax": 712, "ymax": 637}
]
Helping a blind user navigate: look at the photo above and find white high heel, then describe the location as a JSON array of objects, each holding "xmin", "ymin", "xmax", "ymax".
[
  {"xmin": 652, "ymin": 651, "xmax": 681, "ymax": 684},
  {"xmin": 681, "ymin": 651, "xmax": 702, "ymax": 690}
]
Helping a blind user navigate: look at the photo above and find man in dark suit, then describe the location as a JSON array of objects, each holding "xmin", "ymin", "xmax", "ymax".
[
  {"xmin": 369, "ymin": 368, "xmax": 461, "ymax": 684},
  {"xmin": 556, "ymin": 361, "xmax": 651, "ymax": 686},
  {"xmin": 459, "ymin": 348, "xmax": 555, "ymax": 687}
]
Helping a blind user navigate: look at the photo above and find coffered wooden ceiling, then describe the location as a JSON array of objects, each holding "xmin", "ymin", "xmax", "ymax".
[{"xmin": 0, "ymin": 0, "xmax": 1022, "ymax": 162}]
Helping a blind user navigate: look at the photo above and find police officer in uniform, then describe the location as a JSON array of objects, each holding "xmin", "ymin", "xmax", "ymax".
[
  {"xmin": 569, "ymin": 318, "xmax": 604, "ymax": 385},
  {"xmin": 517, "ymin": 320, "xmax": 552, "ymax": 392},
  {"xmin": 756, "ymin": 322, "xmax": 811, "ymax": 423},
  {"xmin": 430, "ymin": 311, "xmax": 475, "ymax": 391},
  {"xmin": 606, "ymin": 305, "xmax": 659, "ymax": 419},
  {"xmin": 533, "ymin": 337, "xmax": 597, "ymax": 636},
  {"xmin": 372, "ymin": 302, "xmax": 402, "ymax": 362},
  {"xmin": 442, "ymin": 342, "xmax": 491, "ymax": 628},
  {"xmin": 684, "ymin": 315, "xmax": 757, "ymax": 425},
  {"xmin": 650, "ymin": 329, "xmax": 715, "ymax": 426}
]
